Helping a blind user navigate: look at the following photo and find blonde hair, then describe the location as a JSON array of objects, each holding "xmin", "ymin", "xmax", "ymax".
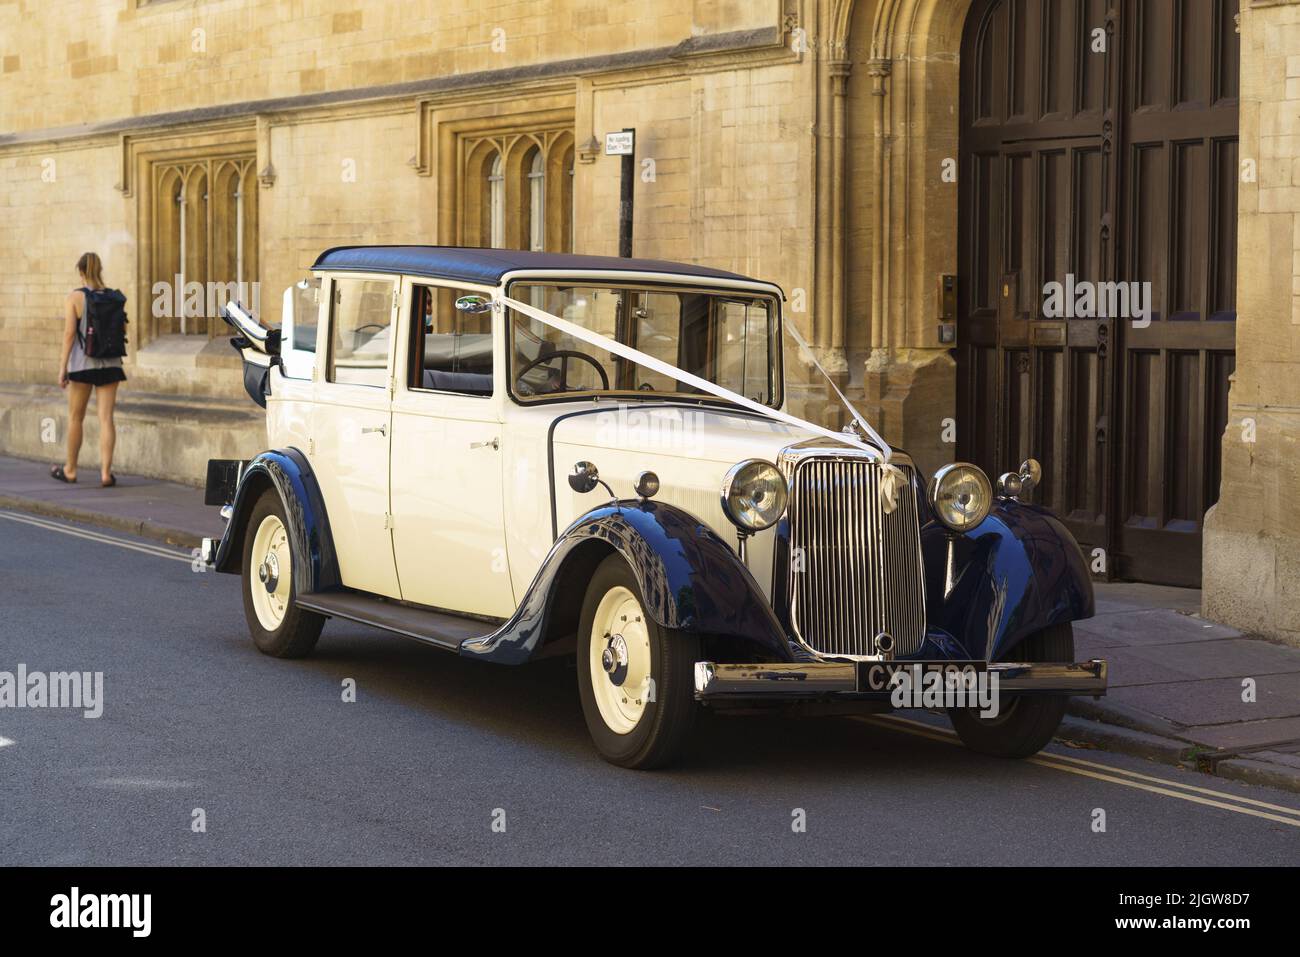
[{"xmin": 76, "ymin": 252, "xmax": 104, "ymax": 290}]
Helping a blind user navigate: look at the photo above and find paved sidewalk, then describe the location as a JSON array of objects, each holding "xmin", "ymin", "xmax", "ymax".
[
  {"xmin": 1, "ymin": 450, "xmax": 1297, "ymax": 789},
  {"xmin": 1067, "ymin": 586, "xmax": 1300, "ymax": 791},
  {"xmin": 0, "ymin": 453, "xmax": 218, "ymax": 547}
]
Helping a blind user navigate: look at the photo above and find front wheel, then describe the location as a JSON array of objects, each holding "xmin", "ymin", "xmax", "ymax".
[
  {"xmin": 576, "ymin": 554, "xmax": 699, "ymax": 769},
  {"xmin": 240, "ymin": 489, "xmax": 325, "ymax": 659},
  {"xmin": 947, "ymin": 623, "xmax": 1073, "ymax": 759}
]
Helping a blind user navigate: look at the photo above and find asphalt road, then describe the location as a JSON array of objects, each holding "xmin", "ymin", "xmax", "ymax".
[{"xmin": 2, "ymin": 509, "xmax": 1298, "ymax": 866}]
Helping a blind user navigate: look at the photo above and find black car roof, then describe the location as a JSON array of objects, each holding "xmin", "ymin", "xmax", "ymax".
[{"xmin": 311, "ymin": 245, "xmax": 765, "ymax": 287}]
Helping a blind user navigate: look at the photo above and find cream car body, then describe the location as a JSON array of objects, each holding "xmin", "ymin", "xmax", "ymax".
[
  {"xmin": 205, "ymin": 246, "xmax": 1107, "ymax": 769},
  {"xmin": 261, "ymin": 265, "xmax": 796, "ymax": 616}
]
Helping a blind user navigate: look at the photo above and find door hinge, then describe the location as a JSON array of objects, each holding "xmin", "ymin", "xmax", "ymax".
[
  {"xmin": 383, "ymin": 512, "xmax": 393, "ymax": 530},
  {"xmin": 307, "ymin": 437, "xmax": 315, "ymax": 456},
  {"xmin": 392, "ymin": 289, "xmax": 400, "ymax": 311}
]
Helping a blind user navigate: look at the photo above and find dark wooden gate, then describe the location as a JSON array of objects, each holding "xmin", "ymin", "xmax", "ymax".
[{"xmin": 957, "ymin": 0, "xmax": 1239, "ymax": 587}]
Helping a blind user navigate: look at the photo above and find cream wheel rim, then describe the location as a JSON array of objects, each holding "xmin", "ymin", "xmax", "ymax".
[
  {"xmin": 250, "ymin": 514, "xmax": 291, "ymax": 632},
  {"xmin": 589, "ymin": 585, "xmax": 653, "ymax": 735}
]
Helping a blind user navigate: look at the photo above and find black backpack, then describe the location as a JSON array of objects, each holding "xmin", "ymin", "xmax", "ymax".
[{"xmin": 80, "ymin": 287, "xmax": 129, "ymax": 359}]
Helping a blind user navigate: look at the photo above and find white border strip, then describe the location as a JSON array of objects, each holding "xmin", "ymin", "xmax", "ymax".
[{"xmin": 0, "ymin": 511, "xmax": 194, "ymax": 565}]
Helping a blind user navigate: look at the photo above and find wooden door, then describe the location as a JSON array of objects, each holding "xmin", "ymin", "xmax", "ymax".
[{"xmin": 957, "ymin": 0, "xmax": 1239, "ymax": 587}]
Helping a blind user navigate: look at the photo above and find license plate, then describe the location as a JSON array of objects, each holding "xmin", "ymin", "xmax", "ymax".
[{"xmin": 856, "ymin": 661, "xmax": 987, "ymax": 693}]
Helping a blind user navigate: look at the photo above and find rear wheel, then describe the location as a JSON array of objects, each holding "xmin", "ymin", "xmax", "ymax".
[
  {"xmin": 576, "ymin": 554, "xmax": 698, "ymax": 769},
  {"xmin": 947, "ymin": 623, "xmax": 1073, "ymax": 758},
  {"xmin": 240, "ymin": 489, "xmax": 325, "ymax": 658}
]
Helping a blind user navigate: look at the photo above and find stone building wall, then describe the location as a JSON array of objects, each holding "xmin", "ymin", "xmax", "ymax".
[
  {"xmin": 1203, "ymin": 0, "xmax": 1300, "ymax": 645},
  {"xmin": 0, "ymin": 0, "xmax": 817, "ymax": 478},
  {"xmin": 2, "ymin": 1, "xmax": 774, "ymax": 134},
  {"xmin": 0, "ymin": 1, "xmax": 806, "ymax": 379}
]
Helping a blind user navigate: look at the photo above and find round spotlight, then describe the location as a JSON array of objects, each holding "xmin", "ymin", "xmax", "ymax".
[{"xmin": 634, "ymin": 471, "xmax": 660, "ymax": 499}]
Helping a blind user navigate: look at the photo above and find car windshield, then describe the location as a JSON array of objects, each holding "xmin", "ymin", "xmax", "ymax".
[{"xmin": 507, "ymin": 282, "xmax": 780, "ymax": 406}]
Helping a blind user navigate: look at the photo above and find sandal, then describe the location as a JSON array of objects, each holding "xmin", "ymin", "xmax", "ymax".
[
  {"xmin": 50, "ymin": 465, "xmax": 76, "ymax": 484},
  {"xmin": 101, "ymin": 474, "xmax": 117, "ymax": 488}
]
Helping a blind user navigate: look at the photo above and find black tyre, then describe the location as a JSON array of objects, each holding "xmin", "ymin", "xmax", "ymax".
[
  {"xmin": 240, "ymin": 489, "xmax": 325, "ymax": 659},
  {"xmin": 948, "ymin": 622, "xmax": 1073, "ymax": 759},
  {"xmin": 576, "ymin": 554, "xmax": 699, "ymax": 769}
]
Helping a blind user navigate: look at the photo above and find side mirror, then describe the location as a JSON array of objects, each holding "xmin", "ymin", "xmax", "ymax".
[
  {"xmin": 569, "ymin": 461, "xmax": 600, "ymax": 494},
  {"xmin": 455, "ymin": 295, "xmax": 494, "ymax": 314}
]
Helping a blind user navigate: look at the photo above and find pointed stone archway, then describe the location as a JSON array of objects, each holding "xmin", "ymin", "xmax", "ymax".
[{"xmin": 813, "ymin": 0, "xmax": 973, "ymax": 475}]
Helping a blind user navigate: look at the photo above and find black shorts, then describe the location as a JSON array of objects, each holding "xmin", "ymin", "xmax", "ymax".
[{"xmin": 67, "ymin": 367, "xmax": 126, "ymax": 386}]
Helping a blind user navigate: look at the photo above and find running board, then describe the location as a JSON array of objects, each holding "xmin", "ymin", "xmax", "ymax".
[{"xmin": 297, "ymin": 591, "xmax": 495, "ymax": 652}]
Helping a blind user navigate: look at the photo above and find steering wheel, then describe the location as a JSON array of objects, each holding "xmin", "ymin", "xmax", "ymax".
[
  {"xmin": 352, "ymin": 322, "xmax": 386, "ymax": 350},
  {"xmin": 515, "ymin": 350, "xmax": 609, "ymax": 394}
]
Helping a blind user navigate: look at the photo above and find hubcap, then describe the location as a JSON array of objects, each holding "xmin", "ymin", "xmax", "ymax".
[
  {"xmin": 589, "ymin": 586, "xmax": 652, "ymax": 735},
  {"xmin": 602, "ymin": 634, "xmax": 630, "ymax": 684},
  {"xmin": 259, "ymin": 553, "xmax": 280, "ymax": 593},
  {"xmin": 249, "ymin": 514, "xmax": 291, "ymax": 632}
]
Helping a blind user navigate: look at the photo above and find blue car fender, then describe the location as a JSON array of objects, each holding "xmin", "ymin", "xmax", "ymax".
[
  {"xmin": 920, "ymin": 500, "xmax": 1094, "ymax": 662},
  {"xmin": 212, "ymin": 449, "xmax": 341, "ymax": 596},
  {"xmin": 462, "ymin": 500, "xmax": 792, "ymax": 665}
]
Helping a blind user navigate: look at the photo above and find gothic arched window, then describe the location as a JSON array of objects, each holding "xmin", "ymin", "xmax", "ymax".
[
  {"xmin": 526, "ymin": 147, "xmax": 545, "ymax": 252},
  {"xmin": 488, "ymin": 153, "xmax": 505, "ymax": 249}
]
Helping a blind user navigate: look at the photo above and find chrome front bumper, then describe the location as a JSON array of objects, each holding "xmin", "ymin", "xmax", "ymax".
[{"xmin": 693, "ymin": 659, "xmax": 1108, "ymax": 700}]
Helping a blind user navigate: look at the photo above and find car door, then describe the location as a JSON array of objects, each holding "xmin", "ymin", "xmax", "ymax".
[
  {"xmin": 309, "ymin": 273, "xmax": 401, "ymax": 599},
  {"xmin": 389, "ymin": 280, "xmax": 515, "ymax": 618}
]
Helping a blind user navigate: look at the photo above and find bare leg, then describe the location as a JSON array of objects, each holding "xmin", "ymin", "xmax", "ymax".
[
  {"xmin": 96, "ymin": 380, "xmax": 120, "ymax": 484},
  {"xmin": 64, "ymin": 381, "xmax": 92, "ymax": 481}
]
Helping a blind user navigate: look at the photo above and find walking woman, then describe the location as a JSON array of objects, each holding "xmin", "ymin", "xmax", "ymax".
[{"xmin": 51, "ymin": 252, "xmax": 127, "ymax": 487}]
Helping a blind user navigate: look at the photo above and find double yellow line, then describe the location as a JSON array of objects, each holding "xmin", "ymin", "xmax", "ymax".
[{"xmin": 859, "ymin": 713, "xmax": 1300, "ymax": 828}]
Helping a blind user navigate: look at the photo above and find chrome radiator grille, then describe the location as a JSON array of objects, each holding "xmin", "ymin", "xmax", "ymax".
[{"xmin": 783, "ymin": 454, "xmax": 927, "ymax": 658}]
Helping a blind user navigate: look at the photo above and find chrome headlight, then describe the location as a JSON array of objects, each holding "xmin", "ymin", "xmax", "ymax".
[
  {"xmin": 928, "ymin": 463, "xmax": 992, "ymax": 532},
  {"xmin": 720, "ymin": 459, "xmax": 788, "ymax": 532}
]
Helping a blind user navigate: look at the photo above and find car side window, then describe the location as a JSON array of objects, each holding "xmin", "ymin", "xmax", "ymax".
[
  {"xmin": 280, "ymin": 278, "xmax": 319, "ymax": 380},
  {"xmin": 409, "ymin": 284, "xmax": 494, "ymax": 397},
  {"xmin": 328, "ymin": 277, "xmax": 394, "ymax": 388}
]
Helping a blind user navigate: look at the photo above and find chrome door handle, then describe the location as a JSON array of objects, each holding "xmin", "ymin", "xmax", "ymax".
[
  {"xmin": 362, "ymin": 423, "xmax": 387, "ymax": 436},
  {"xmin": 470, "ymin": 438, "xmax": 500, "ymax": 450}
]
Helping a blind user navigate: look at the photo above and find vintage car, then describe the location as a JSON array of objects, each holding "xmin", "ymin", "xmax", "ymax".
[{"xmin": 202, "ymin": 246, "xmax": 1106, "ymax": 769}]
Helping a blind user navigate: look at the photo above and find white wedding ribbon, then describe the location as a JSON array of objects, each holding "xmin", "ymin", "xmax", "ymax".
[
  {"xmin": 781, "ymin": 321, "xmax": 909, "ymax": 514},
  {"xmin": 498, "ymin": 294, "xmax": 909, "ymax": 512},
  {"xmin": 781, "ymin": 321, "xmax": 893, "ymax": 457}
]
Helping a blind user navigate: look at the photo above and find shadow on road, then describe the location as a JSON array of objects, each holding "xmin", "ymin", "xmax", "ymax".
[{"xmin": 288, "ymin": 622, "xmax": 960, "ymax": 777}]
